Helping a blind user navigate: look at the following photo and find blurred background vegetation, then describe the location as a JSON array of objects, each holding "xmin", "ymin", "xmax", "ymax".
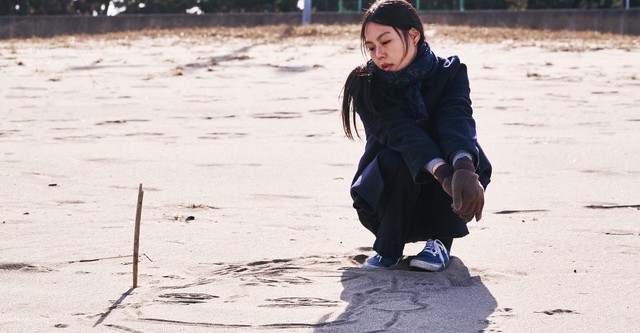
[{"xmin": 0, "ymin": 0, "xmax": 636, "ymax": 15}]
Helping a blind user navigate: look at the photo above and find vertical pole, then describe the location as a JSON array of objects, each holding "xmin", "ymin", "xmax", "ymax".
[
  {"xmin": 358, "ymin": 0, "xmax": 362, "ymax": 12},
  {"xmin": 132, "ymin": 184, "xmax": 144, "ymax": 288},
  {"xmin": 416, "ymin": 0, "xmax": 420, "ymax": 10},
  {"xmin": 460, "ymin": 0, "xmax": 465, "ymax": 11},
  {"xmin": 302, "ymin": 0, "xmax": 312, "ymax": 24},
  {"xmin": 626, "ymin": 0, "xmax": 630, "ymax": 9},
  {"xmin": 338, "ymin": 0, "xmax": 344, "ymax": 13}
]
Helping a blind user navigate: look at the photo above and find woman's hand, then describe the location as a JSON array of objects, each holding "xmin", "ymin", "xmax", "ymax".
[
  {"xmin": 451, "ymin": 158, "xmax": 484, "ymax": 222},
  {"xmin": 433, "ymin": 163, "xmax": 454, "ymax": 197}
]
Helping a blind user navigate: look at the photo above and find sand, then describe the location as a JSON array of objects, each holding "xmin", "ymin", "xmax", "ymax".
[{"xmin": 1, "ymin": 25, "xmax": 639, "ymax": 332}]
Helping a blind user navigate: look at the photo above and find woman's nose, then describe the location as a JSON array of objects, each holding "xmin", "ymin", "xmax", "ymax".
[{"xmin": 376, "ymin": 47, "xmax": 384, "ymax": 59}]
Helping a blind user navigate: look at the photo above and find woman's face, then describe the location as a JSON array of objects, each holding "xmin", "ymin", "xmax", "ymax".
[{"xmin": 364, "ymin": 22, "xmax": 419, "ymax": 72}]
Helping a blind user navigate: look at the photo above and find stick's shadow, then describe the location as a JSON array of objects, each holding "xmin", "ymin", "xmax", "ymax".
[
  {"xmin": 315, "ymin": 256, "xmax": 496, "ymax": 332},
  {"xmin": 93, "ymin": 287, "xmax": 134, "ymax": 327}
]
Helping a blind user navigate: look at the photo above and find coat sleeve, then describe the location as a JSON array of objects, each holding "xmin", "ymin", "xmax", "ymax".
[
  {"xmin": 358, "ymin": 105, "xmax": 442, "ymax": 184},
  {"xmin": 433, "ymin": 57, "xmax": 481, "ymax": 165}
]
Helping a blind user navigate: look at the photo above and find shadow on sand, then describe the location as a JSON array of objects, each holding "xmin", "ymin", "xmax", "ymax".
[{"xmin": 315, "ymin": 256, "xmax": 496, "ymax": 332}]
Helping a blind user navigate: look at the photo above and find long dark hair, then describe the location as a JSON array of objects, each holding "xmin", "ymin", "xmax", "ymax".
[{"xmin": 340, "ymin": 0, "xmax": 426, "ymax": 140}]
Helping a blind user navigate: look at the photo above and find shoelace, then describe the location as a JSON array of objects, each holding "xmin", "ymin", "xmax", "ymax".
[
  {"xmin": 372, "ymin": 254, "xmax": 399, "ymax": 266},
  {"xmin": 423, "ymin": 239, "xmax": 448, "ymax": 263}
]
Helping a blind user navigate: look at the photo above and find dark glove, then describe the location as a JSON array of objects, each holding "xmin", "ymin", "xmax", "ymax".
[
  {"xmin": 451, "ymin": 158, "xmax": 484, "ymax": 222},
  {"xmin": 433, "ymin": 163, "xmax": 454, "ymax": 197}
]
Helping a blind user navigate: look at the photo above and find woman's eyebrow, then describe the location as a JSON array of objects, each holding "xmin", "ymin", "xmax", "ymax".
[{"xmin": 364, "ymin": 31, "xmax": 391, "ymax": 44}]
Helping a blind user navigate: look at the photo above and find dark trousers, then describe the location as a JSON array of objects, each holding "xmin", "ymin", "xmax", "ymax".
[{"xmin": 354, "ymin": 149, "xmax": 468, "ymax": 259}]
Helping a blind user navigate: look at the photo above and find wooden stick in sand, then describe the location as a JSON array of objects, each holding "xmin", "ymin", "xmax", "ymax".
[{"xmin": 133, "ymin": 184, "xmax": 144, "ymax": 288}]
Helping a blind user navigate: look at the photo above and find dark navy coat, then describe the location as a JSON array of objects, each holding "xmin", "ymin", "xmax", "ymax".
[{"xmin": 351, "ymin": 56, "xmax": 492, "ymax": 213}]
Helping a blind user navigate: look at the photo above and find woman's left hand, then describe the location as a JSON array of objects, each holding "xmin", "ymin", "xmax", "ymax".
[{"xmin": 451, "ymin": 159, "xmax": 484, "ymax": 222}]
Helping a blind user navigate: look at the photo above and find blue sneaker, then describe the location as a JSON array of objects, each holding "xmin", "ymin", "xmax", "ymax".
[
  {"xmin": 409, "ymin": 239, "xmax": 451, "ymax": 271},
  {"xmin": 363, "ymin": 254, "xmax": 401, "ymax": 269}
]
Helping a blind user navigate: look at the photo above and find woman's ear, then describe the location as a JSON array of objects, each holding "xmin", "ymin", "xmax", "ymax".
[{"xmin": 408, "ymin": 28, "xmax": 420, "ymax": 46}]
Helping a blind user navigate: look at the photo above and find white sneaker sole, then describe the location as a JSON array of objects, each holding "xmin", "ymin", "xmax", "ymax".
[{"xmin": 409, "ymin": 259, "xmax": 444, "ymax": 272}]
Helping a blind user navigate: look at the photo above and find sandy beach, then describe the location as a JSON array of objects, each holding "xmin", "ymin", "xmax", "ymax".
[{"xmin": 1, "ymin": 25, "xmax": 639, "ymax": 332}]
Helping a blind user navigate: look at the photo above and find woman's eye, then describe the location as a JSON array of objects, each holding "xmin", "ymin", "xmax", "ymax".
[
  {"xmin": 381, "ymin": 40, "xmax": 390, "ymax": 45},
  {"xmin": 368, "ymin": 47, "xmax": 375, "ymax": 52}
]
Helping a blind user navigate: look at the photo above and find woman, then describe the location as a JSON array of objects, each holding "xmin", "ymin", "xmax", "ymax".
[{"xmin": 341, "ymin": 0, "xmax": 492, "ymax": 271}]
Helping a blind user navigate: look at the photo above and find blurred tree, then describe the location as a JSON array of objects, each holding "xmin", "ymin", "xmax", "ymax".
[
  {"xmin": 465, "ymin": 0, "xmax": 509, "ymax": 9},
  {"xmin": 0, "ymin": 0, "xmax": 12, "ymax": 15},
  {"xmin": 527, "ymin": 0, "xmax": 623, "ymax": 8},
  {"xmin": 28, "ymin": 0, "xmax": 71, "ymax": 14},
  {"xmin": 1, "ymin": 0, "xmax": 31, "ymax": 14},
  {"xmin": 506, "ymin": 0, "xmax": 528, "ymax": 9},
  {"xmin": 0, "ymin": 0, "xmax": 634, "ymax": 15}
]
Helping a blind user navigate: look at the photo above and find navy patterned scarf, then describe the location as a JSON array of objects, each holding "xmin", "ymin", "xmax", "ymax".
[{"xmin": 368, "ymin": 42, "xmax": 439, "ymax": 121}]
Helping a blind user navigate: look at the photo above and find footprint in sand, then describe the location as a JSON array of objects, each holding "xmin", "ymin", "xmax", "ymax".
[
  {"xmin": 535, "ymin": 308, "xmax": 578, "ymax": 315},
  {"xmin": 308, "ymin": 108, "xmax": 338, "ymax": 115},
  {"xmin": 0, "ymin": 262, "xmax": 54, "ymax": 273},
  {"xmin": 157, "ymin": 293, "xmax": 219, "ymax": 305},
  {"xmin": 261, "ymin": 297, "xmax": 340, "ymax": 308},
  {"xmin": 251, "ymin": 111, "xmax": 301, "ymax": 119},
  {"xmin": 198, "ymin": 132, "xmax": 249, "ymax": 140},
  {"xmin": 95, "ymin": 119, "xmax": 150, "ymax": 126}
]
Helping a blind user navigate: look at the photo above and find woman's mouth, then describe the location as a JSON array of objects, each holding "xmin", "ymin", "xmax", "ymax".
[{"xmin": 381, "ymin": 63, "xmax": 393, "ymax": 71}]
